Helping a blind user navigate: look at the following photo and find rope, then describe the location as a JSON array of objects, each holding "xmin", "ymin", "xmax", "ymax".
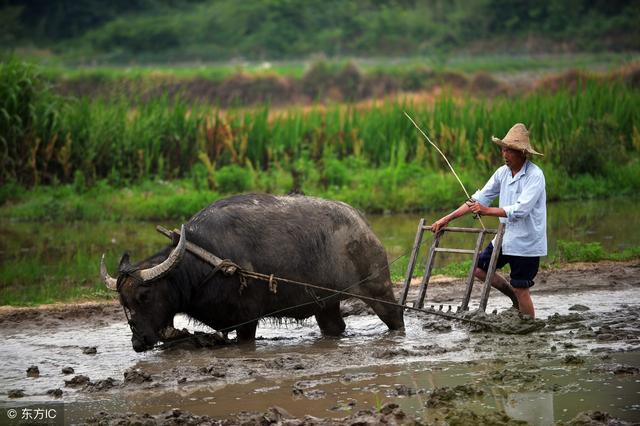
[
  {"xmin": 157, "ymin": 252, "xmax": 408, "ymax": 349},
  {"xmin": 236, "ymin": 268, "xmax": 500, "ymax": 329},
  {"xmin": 404, "ymin": 111, "xmax": 486, "ymax": 230},
  {"xmin": 154, "ymin": 245, "xmax": 504, "ymax": 350}
]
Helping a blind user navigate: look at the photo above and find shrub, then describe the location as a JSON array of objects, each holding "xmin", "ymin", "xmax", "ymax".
[
  {"xmin": 323, "ymin": 157, "xmax": 349, "ymax": 187},
  {"xmin": 557, "ymin": 240, "xmax": 605, "ymax": 263},
  {"xmin": 215, "ymin": 164, "xmax": 253, "ymax": 194}
]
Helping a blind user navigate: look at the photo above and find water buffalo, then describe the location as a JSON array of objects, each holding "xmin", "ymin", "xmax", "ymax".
[{"xmin": 101, "ymin": 193, "xmax": 405, "ymax": 352}]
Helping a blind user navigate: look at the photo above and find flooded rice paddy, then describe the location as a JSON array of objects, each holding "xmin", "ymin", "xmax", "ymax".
[
  {"xmin": 1, "ymin": 197, "xmax": 640, "ymax": 424},
  {"xmin": 1, "ymin": 261, "xmax": 639, "ymax": 424}
]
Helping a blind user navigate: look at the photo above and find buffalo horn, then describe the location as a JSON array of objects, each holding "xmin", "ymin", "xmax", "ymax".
[
  {"xmin": 100, "ymin": 254, "xmax": 118, "ymax": 291},
  {"xmin": 137, "ymin": 224, "xmax": 187, "ymax": 282}
]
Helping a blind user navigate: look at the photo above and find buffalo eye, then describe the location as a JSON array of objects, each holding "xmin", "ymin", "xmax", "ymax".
[{"xmin": 136, "ymin": 288, "xmax": 150, "ymax": 305}]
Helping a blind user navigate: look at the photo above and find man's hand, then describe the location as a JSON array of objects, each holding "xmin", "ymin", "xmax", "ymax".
[
  {"xmin": 430, "ymin": 216, "xmax": 450, "ymax": 233},
  {"xmin": 468, "ymin": 201, "xmax": 487, "ymax": 216}
]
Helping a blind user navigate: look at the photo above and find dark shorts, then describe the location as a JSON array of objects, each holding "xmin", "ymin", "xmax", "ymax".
[{"xmin": 476, "ymin": 243, "xmax": 540, "ymax": 289}]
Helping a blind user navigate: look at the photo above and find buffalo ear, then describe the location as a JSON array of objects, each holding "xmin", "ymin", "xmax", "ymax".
[{"xmin": 118, "ymin": 252, "xmax": 131, "ymax": 271}]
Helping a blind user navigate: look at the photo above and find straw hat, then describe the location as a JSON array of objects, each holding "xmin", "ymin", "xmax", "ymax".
[{"xmin": 491, "ymin": 123, "xmax": 543, "ymax": 156}]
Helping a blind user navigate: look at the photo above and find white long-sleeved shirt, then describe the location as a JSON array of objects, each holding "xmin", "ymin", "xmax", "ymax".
[{"xmin": 472, "ymin": 160, "xmax": 547, "ymax": 256}]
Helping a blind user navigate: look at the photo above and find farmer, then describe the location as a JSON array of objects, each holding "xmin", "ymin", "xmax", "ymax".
[{"xmin": 431, "ymin": 123, "xmax": 546, "ymax": 318}]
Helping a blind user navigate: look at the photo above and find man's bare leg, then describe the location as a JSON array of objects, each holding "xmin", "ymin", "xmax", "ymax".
[
  {"xmin": 474, "ymin": 267, "xmax": 519, "ymax": 308},
  {"xmin": 513, "ymin": 288, "xmax": 534, "ymax": 319}
]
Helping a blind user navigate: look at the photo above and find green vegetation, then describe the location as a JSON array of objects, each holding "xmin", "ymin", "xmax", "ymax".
[
  {"xmin": 2, "ymin": 2, "xmax": 639, "ymax": 308},
  {"xmin": 555, "ymin": 241, "xmax": 640, "ymax": 263},
  {"xmin": 3, "ymin": 0, "xmax": 638, "ymax": 63},
  {"xmin": 2, "ymin": 57, "xmax": 640, "ymax": 219}
]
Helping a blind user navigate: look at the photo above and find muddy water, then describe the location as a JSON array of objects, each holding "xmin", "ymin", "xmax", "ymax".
[
  {"xmin": 1, "ymin": 198, "xmax": 639, "ymax": 295},
  {"xmin": 1, "ymin": 197, "xmax": 640, "ymax": 423},
  {"xmin": 2, "ymin": 282, "xmax": 639, "ymax": 424}
]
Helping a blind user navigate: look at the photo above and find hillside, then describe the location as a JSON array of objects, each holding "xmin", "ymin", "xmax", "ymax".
[{"xmin": 1, "ymin": 0, "xmax": 639, "ymax": 63}]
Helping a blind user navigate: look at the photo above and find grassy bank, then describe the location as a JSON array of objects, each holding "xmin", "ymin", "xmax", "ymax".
[{"xmin": 2, "ymin": 159, "xmax": 640, "ymax": 221}]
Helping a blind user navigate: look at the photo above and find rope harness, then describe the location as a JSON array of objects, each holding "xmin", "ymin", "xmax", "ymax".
[{"xmin": 116, "ymin": 272, "xmax": 151, "ymax": 347}]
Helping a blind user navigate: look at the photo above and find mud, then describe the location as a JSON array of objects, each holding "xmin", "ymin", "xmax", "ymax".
[{"xmin": 1, "ymin": 261, "xmax": 639, "ymax": 424}]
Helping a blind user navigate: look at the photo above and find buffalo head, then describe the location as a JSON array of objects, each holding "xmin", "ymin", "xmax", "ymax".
[{"xmin": 100, "ymin": 226, "xmax": 186, "ymax": 352}]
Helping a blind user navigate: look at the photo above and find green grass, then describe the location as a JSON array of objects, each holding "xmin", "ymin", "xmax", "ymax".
[
  {"xmin": 0, "ymin": 254, "xmax": 115, "ymax": 306},
  {"xmin": 4, "ymin": 160, "xmax": 640, "ymax": 222}
]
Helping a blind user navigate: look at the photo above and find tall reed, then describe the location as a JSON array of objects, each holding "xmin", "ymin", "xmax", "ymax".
[{"xmin": 2, "ymin": 57, "xmax": 639, "ymax": 189}]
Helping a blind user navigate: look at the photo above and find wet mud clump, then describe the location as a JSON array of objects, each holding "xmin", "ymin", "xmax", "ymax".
[
  {"xmin": 82, "ymin": 346, "xmax": 97, "ymax": 355},
  {"xmin": 26, "ymin": 365, "xmax": 39, "ymax": 377},
  {"xmin": 292, "ymin": 387, "xmax": 327, "ymax": 400},
  {"xmin": 441, "ymin": 408, "xmax": 527, "ymax": 426},
  {"xmin": 46, "ymin": 388, "xmax": 63, "ymax": 398},
  {"xmin": 124, "ymin": 368, "xmax": 152, "ymax": 384},
  {"xmin": 264, "ymin": 355, "xmax": 306, "ymax": 370},
  {"xmin": 85, "ymin": 404, "xmax": 415, "ymax": 426},
  {"xmin": 412, "ymin": 343, "xmax": 450, "ymax": 355},
  {"xmin": 85, "ymin": 377, "xmax": 119, "ymax": 392},
  {"xmin": 159, "ymin": 327, "xmax": 231, "ymax": 349},
  {"xmin": 559, "ymin": 410, "xmax": 634, "ymax": 426},
  {"xmin": 425, "ymin": 384, "xmax": 484, "ymax": 408},
  {"xmin": 569, "ymin": 304, "xmax": 591, "ymax": 312},
  {"xmin": 590, "ymin": 364, "xmax": 640, "ymax": 376},
  {"xmin": 65, "ymin": 375, "xmax": 90, "ymax": 387},
  {"xmin": 199, "ymin": 365, "xmax": 227, "ymax": 378},
  {"xmin": 8, "ymin": 389, "xmax": 25, "ymax": 398},
  {"xmin": 489, "ymin": 368, "xmax": 538, "ymax": 384},
  {"xmin": 564, "ymin": 354, "xmax": 586, "ymax": 365},
  {"xmin": 420, "ymin": 317, "xmax": 453, "ymax": 332},
  {"xmin": 461, "ymin": 308, "xmax": 546, "ymax": 334},
  {"xmin": 387, "ymin": 384, "xmax": 424, "ymax": 397},
  {"xmin": 372, "ymin": 348, "xmax": 418, "ymax": 359}
]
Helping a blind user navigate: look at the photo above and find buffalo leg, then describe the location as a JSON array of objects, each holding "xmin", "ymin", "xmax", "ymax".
[
  {"xmin": 236, "ymin": 321, "xmax": 258, "ymax": 342},
  {"xmin": 315, "ymin": 302, "xmax": 346, "ymax": 336},
  {"xmin": 364, "ymin": 283, "xmax": 405, "ymax": 331}
]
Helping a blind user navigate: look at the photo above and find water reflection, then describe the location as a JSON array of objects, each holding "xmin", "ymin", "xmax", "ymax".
[
  {"xmin": 502, "ymin": 391, "xmax": 554, "ymax": 426},
  {"xmin": 0, "ymin": 197, "xmax": 638, "ymax": 296}
]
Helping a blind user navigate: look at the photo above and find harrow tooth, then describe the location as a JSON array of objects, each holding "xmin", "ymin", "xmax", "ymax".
[
  {"xmin": 447, "ymin": 305, "xmax": 452, "ymax": 312},
  {"xmin": 492, "ymin": 309, "xmax": 498, "ymax": 315},
  {"xmin": 438, "ymin": 304, "xmax": 443, "ymax": 311}
]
